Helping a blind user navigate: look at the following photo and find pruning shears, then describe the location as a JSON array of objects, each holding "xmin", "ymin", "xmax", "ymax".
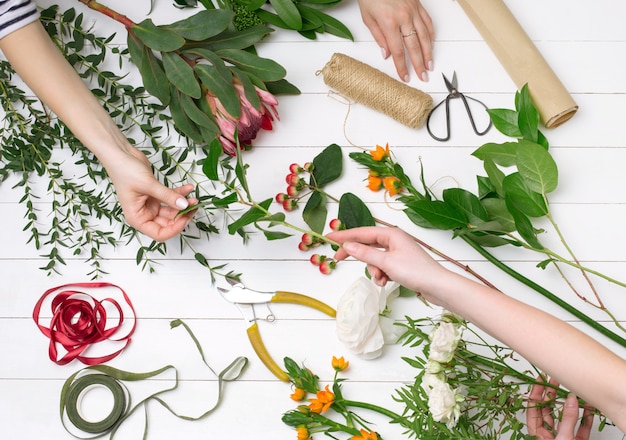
[{"xmin": 218, "ymin": 282, "xmax": 336, "ymax": 382}]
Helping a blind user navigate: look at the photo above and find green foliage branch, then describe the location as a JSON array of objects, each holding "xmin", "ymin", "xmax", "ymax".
[{"xmin": 168, "ymin": 0, "xmax": 353, "ymax": 40}]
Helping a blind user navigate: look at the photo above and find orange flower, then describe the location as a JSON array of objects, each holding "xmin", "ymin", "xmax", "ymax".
[
  {"xmin": 290, "ymin": 387, "xmax": 307, "ymax": 401},
  {"xmin": 331, "ymin": 356, "xmax": 349, "ymax": 372},
  {"xmin": 351, "ymin": 428, "xmax": 378, "ymax": 440},
  {"xmin": 366, "ymin": 170, "xmax": 383, "ymax": 192},
  {"xmin": 296, "ymin": 426, "xmax": 311, "ymax": 440},
  {"xmin": 369, "ymin": 143, "xmax": 390, "ymax": 161},
  {"xmin": 383, "ymin": 176, "xmax": 403, "ymax": 196},
  {"xmin": 309, "ymin": 385, "xmax": 335, "ymax": 413}
]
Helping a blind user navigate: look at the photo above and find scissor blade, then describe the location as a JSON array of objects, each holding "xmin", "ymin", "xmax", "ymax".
[
  {"xmin": 219, "ymin": 285, "xmax": 275, "ymax": 304},
  {"xmin": 443, "ymin": 72, "xmax": 458, "ymax": 93}
]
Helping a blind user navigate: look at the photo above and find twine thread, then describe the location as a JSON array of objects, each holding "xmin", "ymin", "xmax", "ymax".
[{"xmin": 319, "ymin": 53, "xmax": 433, "ymax": 129}]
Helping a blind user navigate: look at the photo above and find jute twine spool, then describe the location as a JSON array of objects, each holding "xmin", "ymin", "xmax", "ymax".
[{"xmin": 319, "ymin": 53, "xmax": 433, "ymax": 129}]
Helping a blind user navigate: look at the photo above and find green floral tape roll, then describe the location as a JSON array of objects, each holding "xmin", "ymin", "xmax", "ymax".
[{"xmin": 64, "ymin": 373, "xmax": 128, "ymax": 434}]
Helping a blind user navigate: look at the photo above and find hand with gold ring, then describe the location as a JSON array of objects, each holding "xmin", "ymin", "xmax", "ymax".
[
  {"xmin": 526, "ymin": 376, "xmax": 595, "ymax": 440},
  {"xmin": 357, "ymin": 0, "xmax": 434, "ymax": 83}
]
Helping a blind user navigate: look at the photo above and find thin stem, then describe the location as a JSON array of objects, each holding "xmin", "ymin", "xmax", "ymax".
[
  {"xmin": 77, "ymin": 0, "xmax": 136, "ymax": 28},
  {"xmin": 539, "ymin": 246, "xmax": 626, "ymax": 290},
  {"xmin": 375, "ymin": 218, "xmax": 500, "ymax": 291},
  {"xmin": 343, "ymin": 400, "xmax": 404, "ymax": 423},
  {"xmin": 546, "ymin": 211, "xmax": 603, "ymax": 306},
  {"xmin": 461, "ymin": 235, "xmax": 626, "ymax": 348}
]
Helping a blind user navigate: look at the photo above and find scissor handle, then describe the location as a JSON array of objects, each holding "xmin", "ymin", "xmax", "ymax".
[
  {"xmin": 460, "ymin": 94, "xmax": 492, "ymax": 136},
  {"xmin": 272, "ymin": 291, "xmax": 336, "ymax": 317},
  {"xmin": 246, "ymin": 322, "xmax": 290, "ymax": 382},
  {"xmin": 426, "ymin": 97, "xmax": 452, "ymax": 142}
]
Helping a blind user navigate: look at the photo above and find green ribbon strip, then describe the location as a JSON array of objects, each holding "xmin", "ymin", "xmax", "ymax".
[
  {"xmin": 65, "ymin": 374, "xmax": 129, "ymax": 434},
  {"xmin": 60, "ymin": 319, "xmax": 248, "ymax": 439}
]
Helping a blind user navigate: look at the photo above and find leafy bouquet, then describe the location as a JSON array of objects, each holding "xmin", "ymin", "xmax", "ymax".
[{"xmin": 281, "ymin": 312, "xmax": 609, "ymax": 439}]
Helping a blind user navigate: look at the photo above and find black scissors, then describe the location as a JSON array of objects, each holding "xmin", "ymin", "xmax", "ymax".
[{"xmin": 426, "ymin": 72, "xmax": 492, "ymax": 142}]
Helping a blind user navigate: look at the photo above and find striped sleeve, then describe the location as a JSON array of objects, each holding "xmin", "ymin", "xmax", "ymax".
[{"xmin": 0, "ymin": 0, "xmax": 39, "ymax": 40}]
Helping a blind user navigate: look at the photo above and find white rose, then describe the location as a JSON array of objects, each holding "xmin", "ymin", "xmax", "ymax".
[
  {"xmin": 421, "ymin": 372, "xmax": 445, "ymax": 394},
  {"xmin": 428, "ymin": 322, "xmax": 462, "ymax": 363},
  {"xmin": 427, "ymin": 380, "xmax": 462, "ymax": 428},
  {"xmin": 335, "ymin": 278, "xmax": 401, "ymax": 359},
  {"xmin": 425, "ymin": 359, "xmax": 443, "ymax": 374}
]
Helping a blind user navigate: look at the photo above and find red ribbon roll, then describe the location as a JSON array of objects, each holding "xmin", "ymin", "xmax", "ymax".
[{"xmin": 33, "ymin": 282, "xmax": 136, "ymax": 365}]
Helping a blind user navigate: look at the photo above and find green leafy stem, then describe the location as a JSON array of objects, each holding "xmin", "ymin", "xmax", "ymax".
[{"xmin": 346, "ymin": 85, "xmax": 626, "ymax": 347}]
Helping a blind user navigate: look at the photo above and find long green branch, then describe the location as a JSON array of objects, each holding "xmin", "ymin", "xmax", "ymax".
[{"xmin": 461, "ymin": 235, "xmax": 626, "ymax": 348}]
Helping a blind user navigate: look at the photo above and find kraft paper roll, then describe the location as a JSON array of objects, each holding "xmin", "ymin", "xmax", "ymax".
[
  {"xmin": 457, "ymin": 0, "xmax": 577, "ymax": 128},
  {"xmin": 319, "ymin": 53, "xmax": 433, "ymax": 129}
]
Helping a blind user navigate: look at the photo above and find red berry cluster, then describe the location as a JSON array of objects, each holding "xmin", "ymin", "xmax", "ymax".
[
  {"xmin": 275, "ymin": 162, "xmax": 313, "ymax": 212},
  {"xmin": 309, "ymin": 253, "xmax": 337, "ymax": 275},
  {"xmin": 301, "ymin": 218, "xmax": 344, "ymax": 275}
]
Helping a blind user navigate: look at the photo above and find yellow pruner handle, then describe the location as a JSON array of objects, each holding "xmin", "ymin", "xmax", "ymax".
[
  {"xmin": 271, "ymin": 291, "xmax": 336, "ymax": 317},
  {"xmin": 246, "ymin": 322, "xmax": 289, "ymax": 382}
]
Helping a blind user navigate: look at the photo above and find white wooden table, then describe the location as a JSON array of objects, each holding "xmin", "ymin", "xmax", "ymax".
[{"xmin": 2, "ymin": 0, "xmax": 626, "ymax": 438}]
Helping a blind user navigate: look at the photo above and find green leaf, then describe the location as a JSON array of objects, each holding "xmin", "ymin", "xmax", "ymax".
[
  {"xmin": 247, "ymin": 0, "xmax": 266, "ymax": 9},
  {"xmin": 505, "ymin": 198, "xmax": 543, "ymax": 250},
  {"xmin": 227, "ymin": 198, "xmax": 272, "ymax": 234},
  {"xmin": 472, "ymin": 142, "xmax": 518, "ymax": 167},
  {"xmin": 481, "ymin": 197, "xmax": 516, "ymax": 232},
  {"xmin": 213, "ymin": 193, "xmax": 238, "ymax": 207},
  {"xmin": 128, "ymin": 34, "xmax": 171, "ymax": 105},
  {"xmin": 162, "ymin": 51, "xmax": 201, "ymax": 98},
  {"xmin": 486, "ymin": 108, "xmax": 522, "ymax": 138},
  {"xmin": 199, "ymin": 26, "xmax": 273, "ymax": 51},
  {"xmin": 536, "ymin": 130, "xmax": 549, "ymax": 149},
  {"xmin": 302, "ymin": 190, "xmax": 327, "ymax": 234},
  {"xmin": 404, "ymin": 200, "xmax": 467, "ymax": 230},
  {"xmin": 167, "ymin": 9, "xmax": 232, "ymax": 40},
  {"xmin": 502, "ymin": 173, "xmax": 548, "ymax": 218},
  {"xmin": 310, "ymin": 144, "xmax": 342, "ymax": 187},
  {"xmin": 202, "ymin": 138, "xmax": 223, "ymax": 181},
  {"xmin": 477, "ymin": 175, "xmax": 496, "ymax": 199},
  {"xmin": 169, "ymin": 87, "xmax": 203, "ymax": 142},
  {"xmin": 398, "ymin": 285, "xmax": 417, "ymax": 297},
  {"xmin": 258, "ymin": 212, "xmax": 286, "ymax": 226},
  {"xmin": 131, "ymin": 19, "xmax": 185, "ymax": 51},
  {"xmin": 231, "ymin": 67, "xmax": 261, "ymax": 109},
  {"xmin": 180, "ymin": 94, "xmax": 219, "ymax": 132},
  {"xmin": 296, "ymin": 4, "xmax": 324, "ymax": 29},
  {"xmin": 215, "ymin": 49, "xmax": 286, "ymax": 82},
  {"xmin": 466, "ymin": 233, "xmax": 514, "ymax": 248},
  {"xmin": 183, "ymin": 47, "xmax": 232, "ymax": 83},
  {"xmin": 483, "ymin": 158, "xmax": 505, "ymax": 197},
  {"xmin": 516, "ymin": 141, "xmax": 558, "ymax": 194},
  {"xmin": 307, "ymin": 8, "xmax": 353, "ymax": 40},
  {"xmin": 235, "ymin": 148, "xmax": 251, "ymax": 199},
  {"xmin": 268, "ymin": 0, "xmax": 302, "ymax": 30},
  {"xmin": 262, "ymin": 230, "xmax": 292, "ymax": 240},
  {"xmin": 256, "ymin": 10, "xmax": 289, "ymax": 29},
  {"xmin": 338, "ymin": 193, "xmax": 375, "ymax": 228},
  {"xmin": 265, "ymin": 78, "xmax": 301, "ymax": 96},
  {"xmin": 517, "ymin": 84, "xmax": 540, "ymax": 143},
  {"xmin": 195, "ymin": 64, "xmax": 240, "ymax": 118},
  {"xmin": 442, "ymin": 188, "xmax": 489, "ymax": 225}
]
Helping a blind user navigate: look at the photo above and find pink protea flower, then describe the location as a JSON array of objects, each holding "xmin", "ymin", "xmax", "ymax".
[{"xmin": 206, "ymin": 80, "xmax": 279, "ymax": 155}]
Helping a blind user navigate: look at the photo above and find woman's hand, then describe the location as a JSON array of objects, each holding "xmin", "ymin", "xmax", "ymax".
[
  {"xmin": 105, "ymin": 146, "xmax": 197, "ymax": 242},
  {"xmin": 527, "ymin": 377, "xmax": 594, "ymax": 440},
  {"xmin": 357, "ymin": 0, "xmax": 434, "ymax": 82},
  {"xmin": 327, "ymin": 226, "xmax": 447, "ymax": 302}
]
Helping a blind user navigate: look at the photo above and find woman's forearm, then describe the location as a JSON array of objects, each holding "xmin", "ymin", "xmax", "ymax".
[
  {"xmin": 0, "ymin": 20, "xmax": 131, "ymax": 169},
  {"xmin": 441, "ymin": 270, "xmax": 626, "ymax": 430}
]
